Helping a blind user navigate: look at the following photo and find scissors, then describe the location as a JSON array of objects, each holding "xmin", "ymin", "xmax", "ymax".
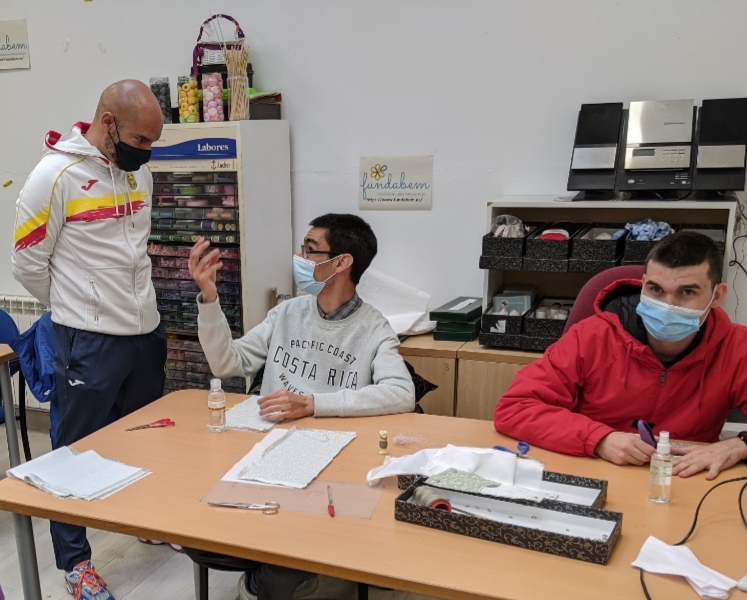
[
  {"xmin": 494, "ymin": 441, "xmax": 531, "ymax": 457},
  {"xmin": 208, "ymin": 501, "xmax": 280, "ymax": 515},
  {"xmin": 125, "ymin": 418, "xmax": 175, "ymax": 432}
]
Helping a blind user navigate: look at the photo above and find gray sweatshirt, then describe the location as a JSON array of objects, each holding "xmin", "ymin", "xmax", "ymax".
[{"xmin": 197, "ymin": 295, "xmax": 416, "ymax": 417}]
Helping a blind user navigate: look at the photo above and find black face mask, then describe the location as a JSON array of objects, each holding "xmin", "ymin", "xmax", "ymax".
[{"xmin": 108, "ymin": 118, "xmax": 151, "ymax": 172}]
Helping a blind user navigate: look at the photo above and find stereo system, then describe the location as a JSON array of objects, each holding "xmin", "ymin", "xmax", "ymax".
[{"xmin": 568, "ymin": 98, "xmax": 747, "ymax": 200}]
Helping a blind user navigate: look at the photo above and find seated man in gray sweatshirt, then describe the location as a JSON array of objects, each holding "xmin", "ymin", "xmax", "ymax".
[{"xmin": 183, "ymin": 213, "xmax": 415, "ymax": 600}]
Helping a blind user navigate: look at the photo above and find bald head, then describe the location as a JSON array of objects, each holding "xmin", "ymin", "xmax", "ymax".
[
  {"xmin": 94, "ymin": 80, "xmax": 161, "ymax": 126},
  {"xmin": 86, "ymin": 79, "xmax": 164, "ymax": 168}
]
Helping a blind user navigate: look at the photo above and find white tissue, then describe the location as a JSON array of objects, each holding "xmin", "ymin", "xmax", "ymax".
[
  {"xmin": 366, "ymin": 445, "xmax": 543, "ymax": 492},
  {"xmin": 632, "ymin": 536, "xmax": 737, "ymax": 599},
  {"xmin": 357, "ymin": 268, "xmax": 435, "ymax": 335}
]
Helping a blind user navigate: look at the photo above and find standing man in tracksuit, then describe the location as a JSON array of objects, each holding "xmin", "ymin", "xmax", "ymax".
[{"xmin": 11, "ymin": 79, "xmax": 167, "ymax": 600}]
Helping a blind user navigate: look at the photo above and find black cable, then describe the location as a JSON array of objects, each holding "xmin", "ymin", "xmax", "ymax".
[
  {"xmin": 729, "ymin": 233, "xmax": 747, "ymax": 278},
  {"xmin": 18, "ymin": 371, "xmax": 32, "ymax": 462},
  {"xmin": 639, "ymin": 476, "xmax": 747, "ymax": 598}
]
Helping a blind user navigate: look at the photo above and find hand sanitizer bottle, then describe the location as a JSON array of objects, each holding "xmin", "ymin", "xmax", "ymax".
[
  {"xmin": 648, "ymin": 430, "xmax": 672, "ymax": 503},
  {"xmin": 208, "ymin": 378, "xmax": 226, "ymax": 433}
]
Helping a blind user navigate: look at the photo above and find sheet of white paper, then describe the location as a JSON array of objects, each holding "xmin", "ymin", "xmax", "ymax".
[
  {"xmin": 221, "ymin": 429, "xmax": 290, "ymax": 484},
  {"xmin": 8, "ymin": 447, "xmax": 75, "ymax": 480},
  {"xmin": 58, "ymin": 451, "xmax": 149, "ymax": 501},
  {"xmin": 238, "ymin": 428, "xmax": 356, "ymax": 488},
  {"xmin": 357, "ymin": 268, "xmax": 435, "ymax": 335},
  {"xmin": 9, "ymin": 447, "xmax": 149, "ymax": 501},
  {"xmin": 225, "ymin": 396, "xmax": 277, "ymax": 432}
]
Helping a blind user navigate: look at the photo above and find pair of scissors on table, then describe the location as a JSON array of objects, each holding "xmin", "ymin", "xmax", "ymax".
[
  {"xmin": 494, "ymin": 441, "xmax": 531, "ymax": 457},
  {"xmin": 125, "ymin": 418, "xmax": 175, "ymax": 432},
  {"xmin": 493, "ymin": 441, "xmax": 544, "ymax": 464},
  {"xmin": 208, "ymin": 501, "xmax": 280, "ymax": 515}
]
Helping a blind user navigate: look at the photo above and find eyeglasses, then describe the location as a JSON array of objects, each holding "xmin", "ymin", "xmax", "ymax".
[{"xmin": 300, "ymin": 245, "xmax": 342, "ymax": 259}]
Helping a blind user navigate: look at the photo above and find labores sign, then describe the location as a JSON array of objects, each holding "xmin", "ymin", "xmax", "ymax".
[{"xmin": 151, "ymin": 128, "xmax": 237, "ymax": 160}]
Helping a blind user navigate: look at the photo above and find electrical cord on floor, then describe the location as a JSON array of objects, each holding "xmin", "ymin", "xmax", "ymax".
[{"xmin": 638, "ymin": 476, "xmax": 747, "ymax": 599}]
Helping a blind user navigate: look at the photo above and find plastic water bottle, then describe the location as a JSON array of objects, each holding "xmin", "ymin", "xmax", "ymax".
[
  {"xmin": 208, "ymin": 378, "xmax": 226, "ymax": 433},
  {"xmin": 648, "ymin": 431, "xmax": 672, "ymax": 503}
]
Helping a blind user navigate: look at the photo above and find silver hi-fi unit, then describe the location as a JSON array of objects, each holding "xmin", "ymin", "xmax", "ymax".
[{"xmin": 616, "ymin": 99, "xmax": 696, "ymax": 193}]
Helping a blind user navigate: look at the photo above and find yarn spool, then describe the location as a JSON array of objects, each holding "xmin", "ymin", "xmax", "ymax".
[{"xmin": 412, "ymin": 486, "xmax": 452, "ymax": 512}]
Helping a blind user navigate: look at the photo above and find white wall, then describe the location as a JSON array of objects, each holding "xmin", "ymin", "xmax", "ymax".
[{"xmin": 3, "ymin": 0, "xmax": 747, "ymax": 317}]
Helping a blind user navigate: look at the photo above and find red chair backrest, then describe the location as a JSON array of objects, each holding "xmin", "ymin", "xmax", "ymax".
[{"xmin": 563, "ymin": 265, "xmax": 645, "ymax": 334}]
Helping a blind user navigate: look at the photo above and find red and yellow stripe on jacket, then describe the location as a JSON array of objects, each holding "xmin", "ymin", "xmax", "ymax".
[
  {"xmin": 65, "ymin": 192, "xmax": 148, "ymax": 222},
  {"xmin": 14, "ymin": 191, "xmax": 148, "ymax": 251}
]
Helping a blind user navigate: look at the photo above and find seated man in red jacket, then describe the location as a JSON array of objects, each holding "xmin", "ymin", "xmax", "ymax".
[{"xmin": 494, "ymin": 231, "xmax": 747, "ymax": 480}]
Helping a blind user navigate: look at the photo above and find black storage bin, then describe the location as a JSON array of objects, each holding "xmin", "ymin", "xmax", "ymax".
[
  {"xmin": 571, "ymin": 224, "xmax": 628, "ymax": 261},
  {"xmin": 522, "ymin": 257, "xmax": 570, "ymax": 273},
  {"xmin": 481, "ymin": 222, "xmax": 544, "ymax": 258},
  {"xmin": 479, "ymin": 333, "xmax": 523, "ymax": 349},
  {"xmin": 480, "ymin": 301, "xmax": 536, "ymax": 349},
  {"xmin": 678, "ymin": 224, "xmax": 727, "ymax": 256},
  {"xmin": 522, "ymin": 297, "xmax": 575, "ymax": 352},
  {"xmin": 479, "ymin": 255, "xmax": 523, "ymax": 271},
  {"xmin": 479, "ymin": 305, "xmax": 529, "ymax": 349},
  {"xmin": 250, "ymin": 103, "xmax": 281, "ymax": 120},
  {"xmin": 569, "ymin": 224, "xmax": 628, "ymax": 274},
  {"xmin": 521, "ymin": 336, "xmax": 559, "ymax": 352},
  {"xmin": 623, "ymin": 226, "xmax": 678, "ymax": 264},
  {"xmin": 482, "ymin": 308, "xmax": 525, "ymax": 336},
  {"xmin": 568, "ymin": 257, "xmax": 622, "ymax": 274},
  {"xmin": 524, "ymin": 222, "xmax": 586, "ymax": 260}
]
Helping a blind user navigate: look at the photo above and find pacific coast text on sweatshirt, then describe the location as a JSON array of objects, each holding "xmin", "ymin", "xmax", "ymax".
[{"xmin": 197, "ymin": 294, "xmax": 416, "ymax": 417}]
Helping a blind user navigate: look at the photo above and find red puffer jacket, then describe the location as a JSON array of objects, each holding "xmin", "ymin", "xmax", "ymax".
[{"xmin": 494, "ymin": 279, "xmax": 747, "ymax": 457}]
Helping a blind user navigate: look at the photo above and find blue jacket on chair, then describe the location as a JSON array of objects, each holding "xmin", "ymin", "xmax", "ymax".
[
  {"xmin": 0, "ymin": 310, "xmax": 21, "ymax": 424},
  {"xmin": 10, "ymin": 312, "xmax": 59, "ymax": 444}
]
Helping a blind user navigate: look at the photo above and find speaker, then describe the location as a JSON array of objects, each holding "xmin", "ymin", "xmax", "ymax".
[
  {"xmin": 693, "ymin": 98, "xmax": 747, "ymax": 191},
  {"xmin": 568, "ymin": 103, "xmax": 623, "ymax": 192}
]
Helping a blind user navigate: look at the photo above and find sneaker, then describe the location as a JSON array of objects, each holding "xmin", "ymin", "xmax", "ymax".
[
  {"xmin": 236, "ymin": 572, "xmax": 317, "ymax": 600},
  {"xmin": 136, "ymin": 537, "xmax": 164, "ymax": 545},
  {"xmin": 169, "ymin": 544, "xmax": 184, "ymax": 553},
  {"xmin": 64, "ymin": 560, "xmax": 114, "ymax": 600}
]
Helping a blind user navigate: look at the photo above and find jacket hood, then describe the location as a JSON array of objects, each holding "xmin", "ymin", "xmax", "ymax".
[
  {"xmin": 594, "ymin": 279, "xmax": 732, "ymax": 364},
  {"xmin": 44, "ymin": 122, "xmax": 109, "ymax": 162}
]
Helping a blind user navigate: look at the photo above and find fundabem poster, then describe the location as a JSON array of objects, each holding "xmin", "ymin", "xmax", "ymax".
[{"xmin": 0, "ymin": 20, "xmax": 30, "ymax": 70}]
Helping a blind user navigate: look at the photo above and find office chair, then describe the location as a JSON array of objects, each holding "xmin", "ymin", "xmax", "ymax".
[{"xmin": 563, "ymin": 265, "xmax": 645, "ymax": 334}]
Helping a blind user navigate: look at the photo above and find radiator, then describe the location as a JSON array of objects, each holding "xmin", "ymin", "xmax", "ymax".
[{"xmin": 0, "ymin": 295, "xmax": 50, "ymax": 412}]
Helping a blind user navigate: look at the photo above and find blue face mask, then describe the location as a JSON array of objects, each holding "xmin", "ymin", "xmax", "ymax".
[
  {"xmin": 636, "ymin": 292, "xmax": 715, "ymax": 343},
  {"xmin": 292, "ymin": 255, "xmax": 337, "ymax": 296}
]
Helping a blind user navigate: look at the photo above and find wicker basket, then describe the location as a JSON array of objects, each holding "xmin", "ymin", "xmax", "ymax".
[{"xmin": 192, "ymin": 14, "xmax": 245, "ymax": 77}]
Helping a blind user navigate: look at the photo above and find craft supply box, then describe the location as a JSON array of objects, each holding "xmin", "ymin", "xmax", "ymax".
[{"xmin": 394, "ymin": 477, "xmax": 621, "ymax": 565}]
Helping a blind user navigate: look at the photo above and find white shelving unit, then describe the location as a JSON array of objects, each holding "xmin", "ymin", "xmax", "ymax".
[{"xmin": 482, "ymin": 196, "xmax": 738, "ymax": 315}]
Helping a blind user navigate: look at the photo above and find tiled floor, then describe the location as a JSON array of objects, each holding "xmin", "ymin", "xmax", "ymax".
[{"xmin": 0, "ymin": 426, "xmax": 440, "ymax": 600}]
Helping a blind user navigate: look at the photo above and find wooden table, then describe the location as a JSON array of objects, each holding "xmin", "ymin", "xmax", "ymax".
[
  {"xmin": 1, "ymin": 344, "xmax": 43, "ymax": 600},
  {"xmin": 1, "ymin": 390, "xmax": 746, "ymax": 600}
]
